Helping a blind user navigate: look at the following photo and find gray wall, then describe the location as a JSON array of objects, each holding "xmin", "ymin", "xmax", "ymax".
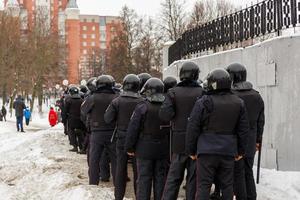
[{"xmin": 163, "ymin": 35, "xmax": 300, "ymax": 171}]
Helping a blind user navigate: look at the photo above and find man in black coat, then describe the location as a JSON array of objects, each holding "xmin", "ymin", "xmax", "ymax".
[
  {"xmin": 13, "ymin": 95, "xmax": 26, "ymax": 132},
  {"xmin": 186, "ymin": 68, "xmax": 249, "ymax": 200},
  {"xmin": 81, "ymin": 75, "xmax": 119, "ymax": 185},
  {"xmin": 65, "ymin": 86, "xmax": 85, "ymax": 152},
  {"xmin": 227, "ymin": 63, "xmax": 265, "ymax": 200},
  {"xmin": 1, "ymin": 105, "xmax": 7, "ymax": 121},
  {"xmin": 160, "ymin": 62, "xmax": 203, "ymax": 200},
  {"xmin": 125, "ymin": 78, "xmax": 169, "ymax": 200},
  {"xmin": 104, "ymin": 74, "xmax": 143, "ymax": 200}
]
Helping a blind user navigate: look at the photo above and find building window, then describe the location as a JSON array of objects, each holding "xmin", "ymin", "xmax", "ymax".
[
  {"xmin": 84, "ymin": 19, "xmax": 87, "ymax": 22},
  {"xmin": 82, "ymin": 26, "xmax": 87, "ymax": 31},
  {"xmin": 101, "ymin": 42, "xmax": 106, "ymax": 49},
  {"xmin": 83, "ymin": 42, "xmax": 87, "ymax": 46},
  {"xmin": 91, "ymin": 42, "xmax": 96, "ymax": 46},
  {"xmin": 91, "ymin": 34, "xmax": 95, "ymax": 39},
  {"xmin": 83, "ymin": 49, "xmax": 87, "ymax": 55},
  {"xmin": 82, "ymin": 34, "xmax": 87, "ymax": 39},
  {"xmin": 92, "ymin": 26, "xmax": 96, "ymax": 31},
  {"xmin": 92, "ymin": 19, "xmax": 95, "ymax": 23}
]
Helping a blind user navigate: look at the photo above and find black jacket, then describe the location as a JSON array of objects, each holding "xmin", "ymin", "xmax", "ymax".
[
  {"xmin": 1, "ymin": 106, "xmax": 7, "ymax": 116},
  {"xmin": 186, "ymin": 91, "xmax": 249, "ymax": 157},
  {"xmin": 232, "ymin": 82, "xmax": 265, "ymax": 157},
  {"xmin": 13, "ymin": 97, "xmax": 26, "ymax": 117},
  {"xmin": 125, "ymin": 100, "xmax": 169, "ymax": 160},
  {"xmin": 65, "ymin": 94, "xmax": 85, "ymax": 129}
]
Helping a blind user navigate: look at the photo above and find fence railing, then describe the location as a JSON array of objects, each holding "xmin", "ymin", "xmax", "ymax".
[{"xmin": 168, "ymin": 0, "xmax": 300, "ymax": 65}]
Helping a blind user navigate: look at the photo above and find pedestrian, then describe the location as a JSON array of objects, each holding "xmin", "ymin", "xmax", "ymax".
[
  {"xmin": 125, "ymin": 78, "xmax": 169, "ymax": 200},
  {"xmin": 13, "ymin": 95, "xmax": 26, "ymax": 132},
  {"xmin": 48, "ymin": 107, "xmax": 58, "ymax": 127},
  {"xmin": 24, "ymin": 106, "xmax": 31, "ymax": 126},
  {"xmin": 160, "ymin": 62, "xmax": 203, "ymax": 200},
  {"xmin": 1, "ymin": 105, "xmax": 7, "ymax": 122},
  {"xmin": 104, "ymin": 74, "xmax": 143, "ymax": 200},
  {"xmin": 186, "ymin": 68, "xmax": 249, "ymax": 200},
  {"xmin": 65, "ymin": 86, "xmax": 85, "ymax": 152},
  {"xmin": 227, "ymin": 63, "xmax": 265, "ymax": 200},
  {"xmin": 81, "ymin": 75, "xmax": 119, "ymax": 185}
]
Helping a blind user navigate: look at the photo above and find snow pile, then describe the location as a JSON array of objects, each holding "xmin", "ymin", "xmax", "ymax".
[{"xmin": 0, "ymin": 122, "xmax": 116, "ymax": 200}]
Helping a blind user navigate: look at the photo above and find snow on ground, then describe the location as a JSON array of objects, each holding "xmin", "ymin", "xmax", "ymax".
[
  {"xmin": 0, "ymin": 119, "xmax": 116, "ymax": 200},
  {"xmin": 0, "ymin": 116, "xmax": 300, "ymax": 200}
]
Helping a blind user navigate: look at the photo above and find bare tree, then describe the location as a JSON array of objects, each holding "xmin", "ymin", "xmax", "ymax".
[
  {"xmin": 160, "ymin": 0, "xmax": 186, "ymax": 41},
  {"xmin": 188, "ymin": 0, "xmax": 236, "ymax": 28}
]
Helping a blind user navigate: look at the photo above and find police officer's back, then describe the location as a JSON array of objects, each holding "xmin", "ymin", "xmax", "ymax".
[
  {"xmin": 65, "ymin": 86, "xmax": 85, "ymax": 152},
  {"xmin": 104, "ymin": 74, "xmax": 143, "ymax": 200},
  {"xmin": 125, "ymin": 78, "xmax": 169, "ymax": 200},
  {"xmin": 227, "ymin": 63, "xmax": 265, "ymax": 200},
  {"xmin": 81, "ymin": 75, "xmax": 119, "ymax": 185},
  {"xmin": 186, "ymin": 68, "xmax": 249, "ymax": 200},
  {"xmin": 160, "ymin": 62, "xmax": 203, "ymax": 200}
]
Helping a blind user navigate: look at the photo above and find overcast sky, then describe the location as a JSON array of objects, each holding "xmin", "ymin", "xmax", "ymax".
[{"xmin": 1, "ymin": 0, "xmax": 260, "ymax": 15}]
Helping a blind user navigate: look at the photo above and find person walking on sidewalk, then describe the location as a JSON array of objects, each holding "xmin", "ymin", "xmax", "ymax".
[
  {"xmin": 48, "ymin": 107, "xmax": 58, "ymax": 127},
  {"xmin": 1, "ymin": 105, "xmax": 7, "ymax": 122},
  {"xmin": 13, "ymin": 95, "xmax": 26, "ymax": 132},
  {"xmin": 24, "ymin": 107, "xmax": 31, "ymax": 126}
]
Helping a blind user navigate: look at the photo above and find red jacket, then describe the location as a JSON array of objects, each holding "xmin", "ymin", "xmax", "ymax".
[{"xmin": 48, "ymin": 109, "xmax": 58, "ymax": 126}]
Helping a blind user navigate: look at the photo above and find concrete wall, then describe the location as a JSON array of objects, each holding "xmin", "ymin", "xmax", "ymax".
[{"xmin": 163, "ymin": 35, "xmax": 300, "ymax": 171}]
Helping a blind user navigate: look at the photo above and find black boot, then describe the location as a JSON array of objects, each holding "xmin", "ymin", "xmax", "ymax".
[
  {"xmin": 78, "ymin": 149, "xmax": 86, "ymax": 154},
  {"xmin": 69, "ymin": 146, "xmax": 78, "ymax": 152},
  {"xmin": 210, "ymin": 192, "xmax": 221, "ymax": 200}
]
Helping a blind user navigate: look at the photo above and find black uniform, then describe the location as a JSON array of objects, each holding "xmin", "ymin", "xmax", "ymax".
[
  {"xmin": 232, "ymin": 82, "xmax": 265, "ymax": 200},
  {"xmin": 160, "ymin": 81, "xmax": 203, "ymax": 200},
  {"xmin": 65, "ymin": 94, "xmax": 85, "ymax": 151},
  {"xmin": 186, "ymin": 91, "xmax": 249, "ymax": 200},
  {"xmin": 104, "ymin": 91, "xmax": 143, "ymax": 200},
  {"xmin": 81, "ymin": 87, "xmax": 118, "ymax": 185},
  {"xmin": 125, "ymin": 100, "xmax": 169, "ymax": 200}
]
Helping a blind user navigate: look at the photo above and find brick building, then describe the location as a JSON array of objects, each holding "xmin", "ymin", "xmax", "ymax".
[{"xmin": 4, "ymin": 0, "xmax": 121, "ymax": 84}]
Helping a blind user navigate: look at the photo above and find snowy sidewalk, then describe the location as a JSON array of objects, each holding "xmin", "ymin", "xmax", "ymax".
[
  {"xmin": 0, "ymin": 120, "xmax": 299, "ymax": 200},
  {"xmin": 0, "ymin": 121, "xmax": 116, "ymax": 200}
]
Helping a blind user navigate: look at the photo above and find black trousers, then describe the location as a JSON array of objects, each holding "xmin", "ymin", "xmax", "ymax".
[
  {"xmin": 136, "ymin": 158, "xmax": 168, "ymax": 200},
  {"xmin": 196, "ymin": 154, "xmax": 234, "ymax": 200},
  {"xmin": 69, "ymin": 128, "xmax": 84, "ymax": 150},
  {"xmin": 234, "ymin": 159, "xmax": 247, "ymax": 200},
  {"xmin": 88, "ymin": 133, "xmax": 116, "ymax": 185},
  {"xmin": 100, "ymin": 148, "xmax": 111, "ymax": 180},
  {"xmin": 245, "ymin": 157, "xmax": 257, "ymax": 200},
  {"xmin": 162, "ymin": 153, "xmax": 196, "ymax": 200},
  {"xmin": 114, "ymin": 139, "xmax": 138, "ymax": 200}
]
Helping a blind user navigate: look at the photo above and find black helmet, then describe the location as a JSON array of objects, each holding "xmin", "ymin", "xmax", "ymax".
[
  {"xmin": 180, "ymin": 62, "xmax": 200, "ymax": 81},
  {"xmin": 86, "ymin": 77, "xmax": 97, "ymax": 92},
  {"xmin": 226, "ymin": 63, "xmax": 247, "ymax": 84},
  {"xmin": 79, "ymin": 85, "xmax": 88, "ymax": 94},
  {"xmin": 107, "ymin": 75, "xmax": 116, "ymax": 87},
  {"xmin": 163, "ymin": 76, "xmax": 177, "ymax": 92},
  {"xmin": 207, "ymin": 68, "xmax": 232, "ymax": 91},
  {"xmin": 141, "ymin": 78, "xmax": 165, "ymax": 102},
  {"xmin": 96, "ymin": 75, "xmax": 114, "ymax": 89},
  {"xmin": 138, "ymin": 73, "xmax": 152, "ymax": 90},
  {"xmin": 123, "ymin": 74, "xmax": 140, "ymax": 92},
  {"xmin": 68, "ymin": 86, "xmax": 79, "ymax": 95}
]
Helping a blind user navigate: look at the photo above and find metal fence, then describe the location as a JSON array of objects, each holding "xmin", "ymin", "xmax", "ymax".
[{"xmin": 169, "ymin": 0, "xmax": 300, "ymax": 65}]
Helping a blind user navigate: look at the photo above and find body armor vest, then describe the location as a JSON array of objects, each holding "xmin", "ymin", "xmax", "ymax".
[
  {"xmin": 117, "ymin": 97, "xmax": 143, "ymax": 131},
  {"xmin": 233, "ymin": 89, "xmax": 263, "ymax": 129},
  {"xmin": 203, "ymin": 94, "xmax": 242, "ymax": 134},
  {"xmin": 172, "ymin": 87, "xmax": 203, "ymax": 131},
  {"xmin": 90, "ymin": 92, "xmax": 118, "ymax": 130}
]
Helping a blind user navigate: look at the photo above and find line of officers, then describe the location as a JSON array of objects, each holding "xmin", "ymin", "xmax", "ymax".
[{"xmin": 60, "ymin": 62, "xmax": 265, "ymax": 200}]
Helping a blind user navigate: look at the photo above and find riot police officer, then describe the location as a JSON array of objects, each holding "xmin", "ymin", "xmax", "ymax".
[
  {"xmin": 125, "ymin": 78, "xmax": 169, "ymax": 200},
  {"xmin": 160, "ymin": 62, "xmax": 203, "ymax": 200},
  {"xmin": 186, "ymin": 68, "xmax": 249, "ymax": 200},
  {"xmin": 79, "ymin": 85, "xmax": 89, "ymax": 99},
  {"xmin": 227, "ymin": 63, "xmax": 265, "ymax": 200},
  {"xmin": 81, "ymin": 75, "xmax": 119, "ymax": 185},
  {"xmin": 138, "ymin": 73, "xmax": 152, "ymax": 90},
  {"xmin": 104, "ymin": 74, "xmax": 143, "ymax": 200},
  {"xmin": 65, "ymin": 86, "xmax": 85, "ymax": 152},
  {"xmin": 163, "ymin": 76, "xmax": 177, "ymax": 93}
]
